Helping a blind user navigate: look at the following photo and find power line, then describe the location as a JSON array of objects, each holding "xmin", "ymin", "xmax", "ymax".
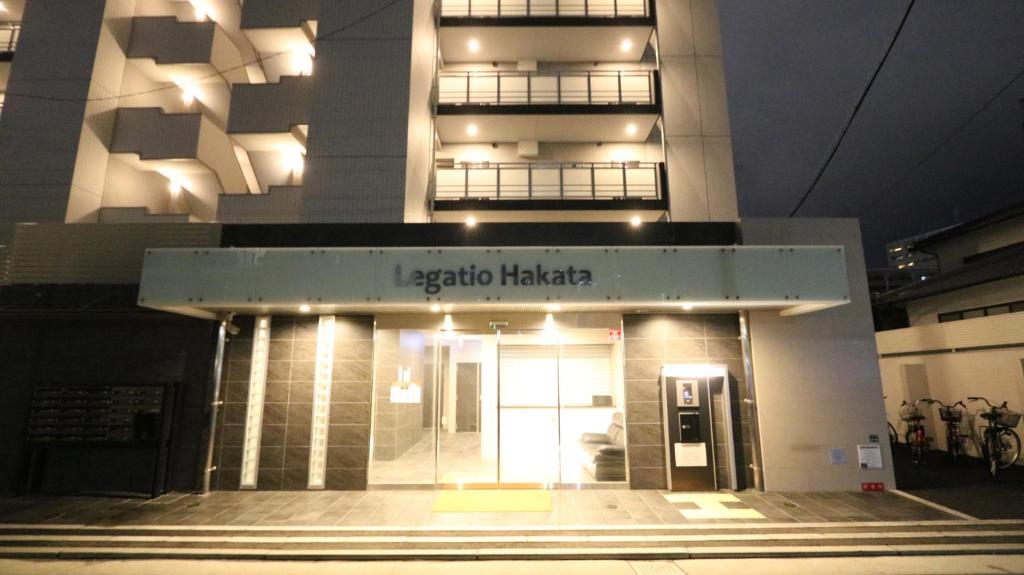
[
  {"xmin": 2, "ymin": 0, "xmax": 405, "ymax": 104},
  {"xmin": 788, "ymin": 0, "xmax": 916, "ymax": 217},
  {"xmin": 856, "ymin": 65, "xmax": 1024, "ymax": 218}
]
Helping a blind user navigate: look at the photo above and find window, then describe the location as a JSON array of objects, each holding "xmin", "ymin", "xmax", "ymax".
[{"xmin": 937, "ymin": 299, "xmax": 1024, "ymax": 323}]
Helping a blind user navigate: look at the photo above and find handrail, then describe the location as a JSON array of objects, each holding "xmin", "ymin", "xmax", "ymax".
[
  {"xmin": 1, "ymin": 24, "xmax": 20, "ymax": 53},
  {"xmin": 438, "ymin": 70, "xmax": 656, "ymax": 106},
  {"xmin": 434, "ymin": 161, "xmax": 662, "ymax": 201},
  {"xmin": 441, "ymin": 0, "xmax": 649, "ymax": 18}
]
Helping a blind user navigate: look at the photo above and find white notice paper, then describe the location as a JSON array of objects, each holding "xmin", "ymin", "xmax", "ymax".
[
  {"xmin": 858, "ymin": 444, "xmax": 883, "ymax": 469},
  {"xmin": 674, "ymin": 443, "xmax": 708, "ymax": 467}
]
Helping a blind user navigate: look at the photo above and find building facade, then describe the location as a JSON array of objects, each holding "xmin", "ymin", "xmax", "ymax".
[
  {"xmin": 877, "ymin": 202, "xmax": 1024, "ymax": 458},
  {"xmin": 0, "ymin": 0, "xmax": 891, "ymax": 495}
]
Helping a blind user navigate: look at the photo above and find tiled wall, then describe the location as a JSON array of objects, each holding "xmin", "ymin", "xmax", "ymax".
[
  {"xmin": 372, "ymin": 330, "xmax": 431, "ymax": 461},
  {"xmin": 213, "ymin": 315, "xmax": 373, "ymax": 490},
  {"xmin": 623, "ymin": 314, "xmax": 752, "ymax": 489}
]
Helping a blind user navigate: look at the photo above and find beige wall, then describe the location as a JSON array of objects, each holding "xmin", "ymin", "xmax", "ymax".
[
  {"xmin": 742, "ymin": 218, "xmax": 895, "ymax": 491},
  {"xmin": 907, "ymin": 275, "xmax": 1024, "ymax": 326},
  {"xmin": 877, "ymin": 313, "xmax": 1024, "ymax": 455},
  {"xmin": 932, "ymin": 214, "xmax": 1024, "ymax": 271},
  {"xmin": 656, "ymin": 0, "xmax": 738, "ymax": 223}
]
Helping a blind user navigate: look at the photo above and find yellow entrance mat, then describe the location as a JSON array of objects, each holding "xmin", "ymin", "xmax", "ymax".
[{"xmin": 432, "ymin": 490, "xmax": 553, "ymax": 513}]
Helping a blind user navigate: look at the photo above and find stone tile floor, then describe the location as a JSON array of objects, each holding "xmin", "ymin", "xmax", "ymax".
[{"xmin": 0, "ymin": 490, "xmax": 953, "ymax": 527}]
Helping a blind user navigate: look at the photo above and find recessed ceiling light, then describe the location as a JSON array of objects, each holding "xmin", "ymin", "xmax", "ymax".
[
  {"xmin": 299, "ymin": 304, "xmax": 311, "ymax": 313},
  {"xmin": 681, "ymin": 303, "xmax": 695, "ymax": 311},
  {"xmin": 465, "ymin": 216, "xmax": 477, "ymax": 228},
  {"xmin": 620, "ymin": 39, "xmax": 633, "ymax": 52},
  {"xmin": 468, "ymin": 39, "xmax": 481, "ymax": 53},
  {"xmin": 630, "ymin": 215, "xmax": 642, "ymax": 227},
  {"xmin": 168, "ymin": 180, "xmax": 183, "ymax": 195},
  {"xmin": 466, "ymin": 123, "xmax": 479, "ymax": 136},
  {"xmin": 430, "ymin": 304, "xmax": 442, "ymax": 313},
  {"xmin": 625, "ymin": 123, "xmax": 638, "ymax": 136},
  {"xmin": 547, "ymin": 303, "xmax": 561, "ymax": 312}
]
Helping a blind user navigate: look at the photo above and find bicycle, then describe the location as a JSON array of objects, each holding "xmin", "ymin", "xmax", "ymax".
[
  {"xmin": 900, "ymin": 399, "xmax": 932, "ymax": 464},
  {"xmin": 967, "ymin": 396, "xmax": 1022, "ymax": 477},
  {"xmin": 925, "ymin": 399, "xmax": 979, "ymax": 463}
]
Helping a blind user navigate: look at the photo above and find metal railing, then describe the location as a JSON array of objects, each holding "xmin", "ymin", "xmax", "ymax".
[
  {"xmin": 1, "ymin": 24, "xmax": 20, "ymax": 53},
  {"xmin": 438, "ymin": 70, "xmax": 656, "ymax": 106},
  {"xmin": 441, "ymin": 0, "xmax": 649, "ymax": 17},
  {"xmin": 434, "ymin": 161, "xmax": 662, "ymax": 201}
]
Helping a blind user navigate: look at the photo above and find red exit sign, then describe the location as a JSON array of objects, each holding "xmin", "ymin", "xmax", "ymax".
[
  {"xmin": 608, "ymin": 328, "xmax": 622, "ymax": 341},
  {"xmin": 861, "ymin": 482, "xmax": 886, "ymax": 492}
]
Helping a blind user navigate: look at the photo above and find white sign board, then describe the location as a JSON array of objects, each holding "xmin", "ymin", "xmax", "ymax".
[
  {"xmin": 858, "ymin": 444, "xmax": 883, "ymax": 469},
  {"xmin": 674, "ymin": 443, "xmax": 708, "ymax": 467}
]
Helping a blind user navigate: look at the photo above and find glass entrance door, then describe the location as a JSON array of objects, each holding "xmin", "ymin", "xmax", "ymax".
[
  {"xmin": 497, "ymin": 330, "xmax": 561, "ymax": 487},
  {"xmin": 368, "ymin": 324, "xmax": 627, "ymax": 489}
]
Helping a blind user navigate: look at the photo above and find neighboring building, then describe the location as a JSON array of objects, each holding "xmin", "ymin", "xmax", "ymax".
[
  {"xmin": 885, "ymin": 233, "xmax": 940, "ymax": 275},
  {"xmin": 0, "ymin": 0, "xmax": 890, "ymax": 496},
  {"xmin": 876, "ymin": 201, "xmax": 1024, "ymax": 454}
]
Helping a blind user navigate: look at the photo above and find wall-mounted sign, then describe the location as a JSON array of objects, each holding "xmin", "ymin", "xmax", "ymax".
[
  {"xmin": 138, "ymin": 245, "xmax": 851, "ymax": 317},
  {"xmin": 608, "ymin": 328, "xmax": 622, "ymax": 341}
]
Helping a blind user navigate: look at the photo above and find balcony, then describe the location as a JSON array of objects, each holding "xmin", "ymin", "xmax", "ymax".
[
  {"xmin": 127, "ymin": 17, "xmax": 247, "ymax": 84},
  {"xmin": 439, "ymin": 0, "xmax": 653, "ymax": 62},
  {"xmin": 433, "ymin": 161, "xmax": 667, "ymax": 217},
  {"xmin": 441, "ymin": 0, "xmax": 650, "ymax": 19},
  {"xmin": 0, "ymin": 23, "xmax": 19, "ymax": 60},
  {"xmin": 227, "ymin": 76, "xmax": 312, "ymax": 152},
  {"xmin": 109, "ymin": 108, "xmax": 247, "ymax": 204},
  {"xmin": 240, "ymin": 0, "xmax": 318, "ymax": 54},
  {"xmin": 439, "ymin": 69, "xmax": 656, "ymax": 107}
]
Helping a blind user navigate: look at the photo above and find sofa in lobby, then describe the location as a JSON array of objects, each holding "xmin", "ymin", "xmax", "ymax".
[{"xmin": 578, "ymin": 412, "xmax": 627, "ymax": 482}]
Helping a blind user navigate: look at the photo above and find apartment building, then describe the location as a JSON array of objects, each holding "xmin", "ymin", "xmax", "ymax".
[
  {"xmin": 877, "ymin": 202, "xmax": 1024, "ymax": 456},
  {"xmin": 0, "ymin": 1, "xmax": 890, "ymax": 497}
]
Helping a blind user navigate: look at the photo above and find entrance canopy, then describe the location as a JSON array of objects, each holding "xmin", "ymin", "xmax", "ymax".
[{"xmin": 137, "ymin": 245, "xmax": 850, "ymax": 318}]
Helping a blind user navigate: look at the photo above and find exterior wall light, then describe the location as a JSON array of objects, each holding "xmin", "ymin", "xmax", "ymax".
[
  {"xmin": 625, "ymin": 123, "xmax": 638, "ymax": 136},
  {"xmin": 168, "ymin": 180, "xmax": 183, "ymax": 196},
  {"xmin": 468, "ymin": 39, "xmax": 481, "ymax": 53},
  {"xmin": 630, "ymin": 215, "xmax": 642, "ymax": 227},
  {"xmin": 620, "ymin": 39, "xmax": 633, "ymax": 52},
  {"xmin": 466, "ymin": 123, "xmax": 479, "ymax": 136},
  {"xmin": 465, "ymin": 215, "xmax": 477, "ymax": 228},
  {"xmin": 239, "ymin": 316, "xmax": 271, "ymax": 489},
  {"xmin": 181, "ymin": 87, "xmax": 197, "ymax": 105},
  {"xmin": 299, "ymin": 304, "xmax": 312, "ymax": 313}
]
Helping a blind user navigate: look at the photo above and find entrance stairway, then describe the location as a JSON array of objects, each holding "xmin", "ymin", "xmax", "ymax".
[{"xmin": 1, "ymin": 520, "xmax": 1023, "ymax": 560}]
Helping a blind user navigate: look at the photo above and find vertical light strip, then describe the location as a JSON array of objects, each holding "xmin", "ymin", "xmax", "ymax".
[
  {"xmin": 239, "ymin": 316, "xmax": 271, "ymax": 489},
  {"xmin": 308, "ymin": 315, "xmax": 336, "ymax": 489}
]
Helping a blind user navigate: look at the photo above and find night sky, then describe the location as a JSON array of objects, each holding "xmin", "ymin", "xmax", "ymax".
[{"xmin": 719, "ymin": 0, "xmax": 1024, "ymax": 266}]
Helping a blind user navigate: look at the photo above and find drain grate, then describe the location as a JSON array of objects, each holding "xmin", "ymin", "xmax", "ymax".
[{"xmin": 630, "ymin": 561, "xmax": 685, "ymax": 575}]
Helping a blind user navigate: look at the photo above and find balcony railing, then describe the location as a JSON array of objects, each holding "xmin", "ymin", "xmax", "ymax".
[
  {"xmin": 438, "ymin": 70, "xmax": 656, "ymax": 106},
  {"xmin": 1, "ymin": 24, "xmax": 20, "ymax": 53},
  {"xmin": 441, "ymin": 0, "xmax": 649, "ymax": 18},
  {"xmin": 434, "ymin": 161, "xmax": 662, "ymax": 201}
]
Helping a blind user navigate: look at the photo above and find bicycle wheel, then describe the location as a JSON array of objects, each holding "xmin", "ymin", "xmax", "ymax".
[
  {"xmin": 987, "ymin": 434, "xmax": 1000, "ymax": 477},
  {"xmin": 906, "ymin": 430, "xmax": 925, "ymax": 464},
  {"xmin": 995, "ymin": 429, "xmax": 1022, "ymax": 470},
  {"xmin": 959, "ymin": 435, "xmax": 982, "ymax": 461},
  {"xmin": 948, "ymin": 431, "xmax": 962, "ymax": 462}
]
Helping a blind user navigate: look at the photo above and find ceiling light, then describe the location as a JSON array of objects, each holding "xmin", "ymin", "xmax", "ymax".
[
  {"xmin": 191, "ymin": 1, "xmax": 209, "ymax": 21},
  {"xmin": 468, "ymin": 39, "xmax": 481, "ymax": 53},
  {"xmin": 465, "ymin": 216, "xmax": 477, "ymax": 228},
  {"xmin": 625, "ymin": 123, "xmax": 638, "ymax": 136},
  {"xmin": 681, "ymin": 303, "xmax": 695, "ymax": 311},
  {"xmin": 168, "ymin": 180, "xmax": 183, "ymax": 195},
  {"xmin": 547, "ymin": 303, "xmax": 561, "ymax": 312},
  {"xmin": 299, "ymin": 304, "xmax": 311, "ymax": 313},
  {"xmin": 466, "ymin": 123, "xmax": 479, "ymax": 136},
  {"xmin": 630, "ymin": 215, "xmax": 642, "ymax": 227},
  {"xmin": 181, "ymin": 87, "xmax": 197, "ymax": 105},
  {"xmin": 620, "ymin": 39, "xmax": 633, "ymax": 52},
  {"xmin": 442, "ymin": 314, "xmax": 455, "ymax": 331},
  {"xmin": 0, "ymin": 2, "xmax": 8, "ymax": 13},
  {"xmin": 286, "ymin": 151, "xmax": 305, "ymax": 174},
  {"xmin": 430, "ymin": 304, "xmax": 442, "ymax": 313}
]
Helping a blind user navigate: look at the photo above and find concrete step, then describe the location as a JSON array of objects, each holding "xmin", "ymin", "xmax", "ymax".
[{"xmin": 0, "ymin": 520, "xmax": 1022, "ymax": 559}]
